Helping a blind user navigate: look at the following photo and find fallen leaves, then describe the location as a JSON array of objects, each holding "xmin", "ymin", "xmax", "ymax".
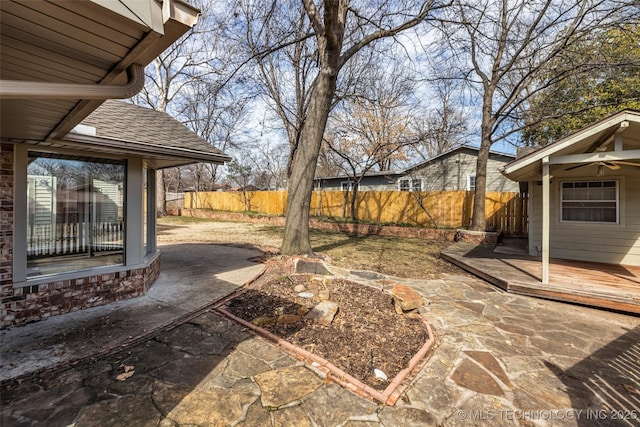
[{"xmin": 115, "ymin": 364, "xmax": 135, "ymax": 381}]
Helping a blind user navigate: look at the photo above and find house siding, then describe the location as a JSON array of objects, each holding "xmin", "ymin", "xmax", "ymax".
[
  {"xmin": 318, "ymin": 175, "xmax": 395, "ymax": 191},
  {"xmin": 528, "ymin": 168, "xmax": 640, "ymax": 266},
  {"xmin": 401, "ymin": 151, "xmax": 519, "ymax": 192},
  {"xmin": 316, "ymin": 148, "xmax": 518, "ymax": 192}
]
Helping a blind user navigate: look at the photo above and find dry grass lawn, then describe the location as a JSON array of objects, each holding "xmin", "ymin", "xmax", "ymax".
[{"xmin": 157, "ymin": 216, "xmax": 458, "ymax": 279}]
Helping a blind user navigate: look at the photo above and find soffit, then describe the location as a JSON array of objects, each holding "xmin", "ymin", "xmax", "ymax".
[
  {"xmin": 502, "ymin": 111, "xmax": 640, "ymax": 182},
  {"xmin": 0, "ymin": 0, "xmax": 198, "ymax": 143}
]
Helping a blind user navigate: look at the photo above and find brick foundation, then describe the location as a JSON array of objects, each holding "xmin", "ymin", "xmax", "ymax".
[{"xmin": 0, "ymin": 255, "xmax": 161, "ymax": 329}]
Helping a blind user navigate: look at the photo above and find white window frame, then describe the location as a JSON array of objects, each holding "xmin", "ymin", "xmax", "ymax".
[
  {"xmin": 340, "ymin": 181, "xmax": 358, "ymax": 191},
  {"xmin": 560, "ymin": 180, "xmax": 619, "ymax": 224},
  {"xmin": 466, "ymin": 174, "xmax": 476, "ymax": 191},
  {"xmin": 398, "ymin": 178, "xmax": 423, "ymax": 192}
]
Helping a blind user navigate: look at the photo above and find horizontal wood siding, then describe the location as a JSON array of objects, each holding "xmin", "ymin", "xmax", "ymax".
[
  {"xmin": 529, "ymin": 168, "xmax": 640, "ymax": 265},
  {"xmin": 317, "ymin": 151, "xmax": 518, "ymax": 193}
]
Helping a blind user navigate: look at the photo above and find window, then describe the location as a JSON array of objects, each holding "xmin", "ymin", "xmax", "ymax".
[
  {"xmin": 561, "ymin": 180, "xmax": 618, "ymax": 223},
  {"xmin": 341, "ymin": 181, "xmax": 358, "ymax": 191},
  {"xmin": 27, "ymin": 153, "xmax": 125, "ymax": 277},
  {"xmin": 399, "ymin": 178, "xmax": 422, "ymax": 191},
  {"xmin": 467, "ymin": 174, "xmax": 476, "ymax": 191}
]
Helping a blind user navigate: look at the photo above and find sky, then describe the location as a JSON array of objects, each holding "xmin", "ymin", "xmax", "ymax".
[{"xmin": 151, "ymin": 0, "xmax": 631, "ymax": 179}]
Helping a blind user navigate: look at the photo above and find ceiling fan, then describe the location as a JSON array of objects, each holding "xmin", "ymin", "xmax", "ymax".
[{"xmin": 566, "ymin": 160, "xmax": 640, "ymax": 177}]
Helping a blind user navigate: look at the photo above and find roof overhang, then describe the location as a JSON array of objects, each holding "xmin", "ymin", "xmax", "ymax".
[
  {"xmin": 33, "ymin": 133, "xmax": 232, "ymax": 169},
  {"xmin": 501, "ymin": 110, "xmax": 640, "ymax": 182},
  {"xmin": 0, "ymin": 0, "xmax": 199, "ymax": 143}
]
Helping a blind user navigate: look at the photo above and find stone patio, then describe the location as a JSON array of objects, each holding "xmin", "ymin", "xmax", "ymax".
[{"xmin": 1, "ymin": 243, "xmax": 639, "ymax": 426}]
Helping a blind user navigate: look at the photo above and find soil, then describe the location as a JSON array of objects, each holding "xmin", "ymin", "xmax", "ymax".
[
  {"xmin": 225, "ymin": 273, "xmax": 430, "ymax": 392},
  {"xmin": 158, "ymin": 218, "xmax": 448, "ymax": 392}
]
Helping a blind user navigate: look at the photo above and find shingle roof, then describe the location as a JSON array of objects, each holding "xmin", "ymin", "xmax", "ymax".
[
  {"xmin": 315, "ymin": 144, "xmax": 515, "ymax": 181},
  {"xmin": 77, "ymin": 100, "xmax": 230, "ymax": 164}
]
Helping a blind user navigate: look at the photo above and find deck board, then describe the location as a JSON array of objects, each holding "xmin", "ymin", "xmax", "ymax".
[{"xmin": 442, "ymin": 242, "xmax": 640, "ymax": 314}]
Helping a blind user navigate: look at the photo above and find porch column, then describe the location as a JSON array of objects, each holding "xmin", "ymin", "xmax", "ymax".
[
  {"xmin": 12, "ymin": 145, "xmax": 27, "ymax": 286},
  {"xmin": 541, "ymin": 156, "xmax": 550, "ymax": 284},
  {"xmin": 146, "ymin": 166, "xmax": 157, "ymax": 255},
  {"xmin": 126, "ymin": 157, "xmax": 144, "ymax": 265}
]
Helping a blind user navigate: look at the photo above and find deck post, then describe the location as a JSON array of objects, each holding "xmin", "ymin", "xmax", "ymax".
[{"xmin": 541, "ymin": 156, "xmax": 550, "ymax": 284}]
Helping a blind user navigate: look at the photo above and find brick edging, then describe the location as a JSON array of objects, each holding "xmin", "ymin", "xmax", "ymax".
[{"xmin": 211, "ymin": 261, "xmax": 437, "ymax": 406}]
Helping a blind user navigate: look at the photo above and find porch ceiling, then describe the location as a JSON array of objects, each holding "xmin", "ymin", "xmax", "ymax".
[
  {"xmin": 0, "ymin": 0, "xmax": 198, "ymax": 143},
  {"xmin": 502, "ymin": 110, "xmax": 640, "ymax": 182}
]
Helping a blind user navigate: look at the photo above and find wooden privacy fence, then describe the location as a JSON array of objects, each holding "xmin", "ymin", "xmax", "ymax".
[{"xmin": 185, "ymin": 190, "xmax": 528, "ymax": 234}]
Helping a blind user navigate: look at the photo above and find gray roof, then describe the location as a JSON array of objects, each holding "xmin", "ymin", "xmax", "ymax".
[
  {"xmin": 315, "ymin": 144, "xmax": 515, "ymax": 181},
  {"xmin": 63, "ymin": 100, "xmax": 231, "ymax": 168}
]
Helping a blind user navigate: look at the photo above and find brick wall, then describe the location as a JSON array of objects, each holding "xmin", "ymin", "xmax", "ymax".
[
  {"xmin": 1, "ymin": 144, "xmax": 14, "ymax": 311},
  {"xmin": 0, "ymin": 255, "xmax": 161, "ymax": 328}
]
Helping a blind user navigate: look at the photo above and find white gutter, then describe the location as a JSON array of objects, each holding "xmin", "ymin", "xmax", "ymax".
[
  {"xmin": 0, "ymin": 64, "xmax": 144, "ymax": 100},
  {"xmin": 59, "ymin": 133, "xmax": 232, "ymax": 163}
]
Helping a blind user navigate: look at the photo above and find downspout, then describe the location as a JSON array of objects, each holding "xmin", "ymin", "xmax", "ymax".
[{"xmin": 0, "ymin": 64, "xmax": 145, "ymax": 99}]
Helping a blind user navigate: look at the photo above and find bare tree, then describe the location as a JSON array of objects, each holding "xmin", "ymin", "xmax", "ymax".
[
  {"xmin": 226, "ymin": 160, "xmax": 254, "ymax": 211},
  {"xmin": 133, "ymin": 23, "xmax": 208, "ymax": 216},
  {"xmin": 236, "ymin": 2, "xmax": 316, "ymax": 177},
  {"xmin": 238, "ymin": 0, "xmax": 443, "ymax": 254},
  {"xmin": 321, "ymin": 67, "xmax": 421, "ymax": 219},
  {"xmin": 433, "ymin": 0, "xmax": 637, "ymax": 231},
  {"xmin": 162, "ymin": 168, "xmax": 183, "ymax": 193},
  {"xmin": 132, "ymin": 0, "xmax": 246, "ymax": 216},
  {"xmin": 245, "ymin": 138, "xmax": 289, "ymax": 190},
  {"xmin": 414, "ymin": 74, "xmax": 469, "ymax": 160},
  {"xmin": 177, "ymin": 79, "xmax": 251, "ymax": 191}
]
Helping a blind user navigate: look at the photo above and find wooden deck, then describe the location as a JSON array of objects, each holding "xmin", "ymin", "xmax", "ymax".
[{"xmin": 442, "ymin": 242, "xmax": 640, "ymax": 315}]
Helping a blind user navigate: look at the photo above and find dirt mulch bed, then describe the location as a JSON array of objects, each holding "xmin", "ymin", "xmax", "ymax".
[{"xmin": 224, "ymin": 271, "xmax": 431, "ymax": 393}]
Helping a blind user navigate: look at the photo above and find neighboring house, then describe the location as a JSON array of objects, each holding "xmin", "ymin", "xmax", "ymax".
[
  {"xmin": 0, "ymin": 1, "xmax": 230, "ymax": 327},
  {"xmin": 501, "ymin": 110, "xmax": 640, "ymax": 282},
  {"xmin": 315, "ymin": 145, "xmax": 519, "ymax": 193}
]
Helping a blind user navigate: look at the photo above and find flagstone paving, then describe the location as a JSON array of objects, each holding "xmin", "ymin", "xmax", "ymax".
[{"xmin": 2, "ymin": 254, "xmax": 639, "ymax": 426}]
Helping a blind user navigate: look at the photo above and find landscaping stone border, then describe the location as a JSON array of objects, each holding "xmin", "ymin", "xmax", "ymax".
[
  {"xmin": 211, "ymin": 261, "xmax": 437, "ymax": 406},
  {"xmin": 453, "ymin": 229, "xmax": 500, "ymax": 245}
]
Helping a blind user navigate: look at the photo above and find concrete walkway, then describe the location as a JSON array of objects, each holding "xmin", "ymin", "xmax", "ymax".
[
  {"xmin": 2, "ymin": 244, "xmax": 639, "ymax": 426},
  {"xmin": 0, "ymin": 243, "xmax": 265, "ymax": 381}
]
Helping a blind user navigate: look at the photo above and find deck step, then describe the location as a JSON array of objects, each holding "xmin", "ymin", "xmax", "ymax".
[
  {"xmin": 509, "ymin": 281, "xmax": 640, "ymax": 314},
  {"xmin": 442, "ymin": 243, "xmax": 640, "ymax": 315},
  {"xmin": 441, "ymin": 251, "xmax": 509, "ymax": 291}
]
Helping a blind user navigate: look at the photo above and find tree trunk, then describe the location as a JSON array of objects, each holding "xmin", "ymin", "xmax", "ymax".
[
  {"xmin": 470, "ymin": 123, "xmax": 492, "ymax": 231},
  {"xmin": 349, "ymin": 185, "xmax": 358, "ymax": 220},
  {"xmin": 281, "ymin": 71, "xmax": 337, "ymax": 255}
]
